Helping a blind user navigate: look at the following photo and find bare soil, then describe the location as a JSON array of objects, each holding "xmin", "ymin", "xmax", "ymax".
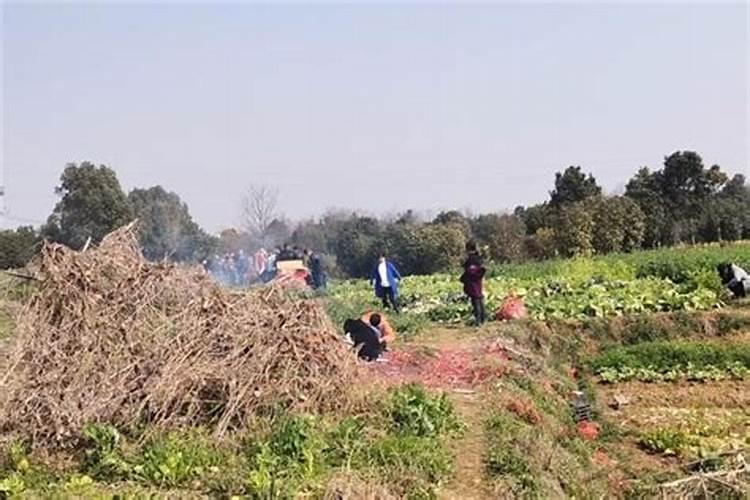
[
  {"xmin": 438, "ymin": 391, "xmax": 492, "ymax": 500},
  {"xmin": 598, "ymin": 380, "xmax": 750, "ymax": 410}
]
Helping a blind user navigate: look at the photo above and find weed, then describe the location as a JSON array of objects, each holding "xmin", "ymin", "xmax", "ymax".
[
  {"xmin": 387, "ymin": 384, "xmax": 461, "ymax": 438},
  {"xmin": 620, "ymin": 315, "xmax": 674, "ymax": 344},
  {"xmin": 0, "ymin": 472, "xmax": 26, "ymax": 496},
  {"xmin": 389, "ymin": 312, "xmax": 429, "ymax": 340},
  {"xmin": 323, "ymin": 417, "xmax": 366, "ymax": 468},
  {"xmin": 367, "ymin": 434, "xmax": 452, "ymax": 486},
  {"xmin": 133, "ymin": 429, "xmax": 229, "ymax": 488},
  {"xmin": 485, "ymin": 447, "xmax": 539, "ymax": 496},
  {"xmin": 715, "ymin": 313, "xmax": 750, "ymax": 335},
  {"xmin": 639, "ymin": 428, "xmax": 696, "ymax": 456},
  {"xmin": 243, "ymin": 414, "xmax": 327, "ymax": 497},
  {"xmin": 82, "ymin": 423, "xmax": 131, "ymax": 480},
  {"xmin": 4, "ymin": 440, "xmax": 29, "ymax": 473},
  {"xmin": 62, "ymin": 473, "xmax": 95, "ymax": 493}
]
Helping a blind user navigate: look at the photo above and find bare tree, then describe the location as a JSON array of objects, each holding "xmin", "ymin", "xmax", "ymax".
[{"xmin": 241, "ymin": 184, "xmax": 280, "ymax": 247}]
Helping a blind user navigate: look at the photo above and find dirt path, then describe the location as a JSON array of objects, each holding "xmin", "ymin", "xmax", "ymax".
[
  {"xmin": 438, "ymin": 389, "xmax": 491, "ymax": 499},
  {"xmin": 391, "ymin": 325, "xmax": 493, "ymax": 498}
]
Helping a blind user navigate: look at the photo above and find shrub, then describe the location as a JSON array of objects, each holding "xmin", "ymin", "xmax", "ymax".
[
  {"xmin": 639, "ymin": 428, "xmax": 696, "ymax": 456},
  {"xmin": 485, "ymin": 447, "xmax": 539, "ymax": 495},
  {"xmin": 81, "ymin": 423, "xmax": 131, "ymax": 480},
  {"xmin": 387, "ymin": 384, "xmax": 461, "ymax": 438},
  {"xmin": 367, "ymin": 435, "xmax": 453, "ymax": 487}
]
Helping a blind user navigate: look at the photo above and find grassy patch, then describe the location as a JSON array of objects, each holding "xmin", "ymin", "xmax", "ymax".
[
  {"xmin": 639, "ymin": 428, "xmax": 697, "ymax": 456},
  {"xmin": 1, "ymin": 383, "xmax": 459, "ymax": 498},
  {"xmin": 589, "ymin": 340, "xmax": 750, "ymax": 383},
  {"xmin": 387, "ymin": 383, "xmax": 462, "ymax": 438},
  {"xmin": 590, "ymin": 341, "xmax": 750, "ymax": 372},
  {"xmin": 481, "ymin": 368, "xmax": 610, "ymax": 499}
]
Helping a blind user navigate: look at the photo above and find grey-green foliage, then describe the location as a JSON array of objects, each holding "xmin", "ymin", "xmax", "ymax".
[
  {"xmin": 0, "ymin": 226, "xmax": 39, "ymax": 269},
  {"xmin": 129, "ymin": 186, "xmax": 217, "ymax": 262},
  {"xmin": 43, "ymin": 162, "xmax": 134, "ymax": 249}
]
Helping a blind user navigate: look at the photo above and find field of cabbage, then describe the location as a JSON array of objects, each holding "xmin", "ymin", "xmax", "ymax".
[{"xmin": 330, "ymin": 242, "xmax": 750, "ymax": 323}]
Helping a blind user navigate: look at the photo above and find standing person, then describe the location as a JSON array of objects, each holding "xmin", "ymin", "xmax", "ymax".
[
  {"xmin": 308, "ymin": 250, "xmax": 326, "ymax": 290},
  {"xmin": 370, "ymin": 253, "xmax": 401, "ymax": 313},
  {"xmin": 278, "ymin": 243, "xmax": 296, "ymax": 261},
  {"xmin": 254, "ymin": 248, "xmax": 268, "ymax": 277},
  {"xmin": 235, "ymin": 250, "xmax": 249, "ymax": 286},
  {"xmin": 460, "ymin": 241, "xmax": 486, "ymax": 325},
  {"xmin": 302, "ymin": 248, "xmax": 311, "ymax": 268},
  {"xmin": 260, "ymin": 250, "xmax": 278, "ymax": 283}
]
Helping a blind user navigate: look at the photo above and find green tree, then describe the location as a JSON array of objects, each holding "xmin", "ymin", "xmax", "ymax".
[
  {"xmin": 0, "ymin": 226, "xmax": 40, "ymax": 269},
  {"xmin": 387, "ymin": 223, "xmax": 465, "ymax": 275},
  {"xmin": 660, "ymin": 151, "xmax": 726, "ymax": 210},
  {"xmin": 265, "ymin": 218, "xmax": 291, "ymax": 248},
  {"xmin": 470, "ymin": 214, "xmax": 527, "ymax": 263},
  {"xmin": 432, "ymin": 210, "xmax": 471, "ymax": 237},
  {"xmin": 43, "ymin": 162, "xmax": 134, "ymax": 249},
  {"xmin": 524, "ymin": 228, "xmax": 557, "ymax": 260},
  {"xmin": 590, "ymin": 196, "xmax": 645, "ymax": 254},
  {"xmin": 514, "ymin": 204, "xmax": 551, "ymax": 235},
  {"xmin": 217, "ymin": 228, "xmax": 251, "ymax": 254},
  {"xmin": 721, "ymin": 174, "xmax": 748, "ymax": 199},
  {"xmin": 395, "ymin": 209, "xmax": 420, "ymax": 226},
  {"xmin": 128, "ymin": 186, "xmax": 216, "ymax": 262},
  {"xmin": 549, "ymin": 166, "xmax": 602, "ymax": 207},
  {"xmin": 553, "ymin": 202, "xmax": 594, "ymax": 257},
  {"xmin": 626, "ymin": 152, "xmax": 734, "ymax": 246},
  {"xmin": 697, "ymin": 175, "xmax": 749, "ymax": 242},
  {"xmin": 290, "ymin": 219, "xmax": 329, "ymax": 253},
  {"xmin": 625, "ymin": 167, "xmax": 668, "ymax": 247},
  {"xmin": 332, "ymin": 216, "xmax": 383, "ymax": 278}
]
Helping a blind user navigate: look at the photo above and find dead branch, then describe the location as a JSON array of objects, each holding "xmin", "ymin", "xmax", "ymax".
[{"xmin": 0, "ymin": 224, "xmax": 360, "ymax": 449}]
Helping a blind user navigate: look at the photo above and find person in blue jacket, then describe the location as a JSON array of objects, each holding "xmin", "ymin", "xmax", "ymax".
[{"xmin": 370, "ymin": 252, "xmax": 401, "ymax": 313}]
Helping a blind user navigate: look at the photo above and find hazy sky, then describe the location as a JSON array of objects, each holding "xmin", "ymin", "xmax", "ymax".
[{"xmin": 2, "ymin": 2, "xmax": 748, "ymax": 232}]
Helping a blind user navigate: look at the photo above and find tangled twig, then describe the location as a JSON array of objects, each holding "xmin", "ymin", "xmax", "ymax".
[{"xmin": 0, "ymin": 224, "xmax": 360, "ymax": 448}]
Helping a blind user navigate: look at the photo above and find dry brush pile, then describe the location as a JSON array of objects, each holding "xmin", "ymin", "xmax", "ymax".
[{"xmin": 0, "ymin": 225, "xmax": 359, "ymax": 448}]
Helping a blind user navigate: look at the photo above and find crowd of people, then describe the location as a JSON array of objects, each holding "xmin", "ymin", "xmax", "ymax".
[
  {"xmin": 341, "ymin": 243, "xmax": 486, "ymax": 362},
  {"xmin": 203, "ymin": 241, "xmax": 749, "ymax": 364},
  {"xmin": 202, "ymin": 244, "xmax": 327, "ymax": 289},
  {"xmin": 347, "ymin": 245, "xmax": 750, "ymax": 362}
]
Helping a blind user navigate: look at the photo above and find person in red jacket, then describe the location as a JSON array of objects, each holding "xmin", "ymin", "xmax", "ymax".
[{"xmin": 460, "ymin": 240, "xmax": 486, "ymax": 325}]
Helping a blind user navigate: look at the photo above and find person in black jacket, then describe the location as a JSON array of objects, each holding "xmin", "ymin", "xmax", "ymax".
[
  {"xmin": 460, "ymin": 240, "xmax": 487, "ymax": 325},
  {"xmin": 343, "ymin": 319, "xmax": 382, "ymax": 361}
]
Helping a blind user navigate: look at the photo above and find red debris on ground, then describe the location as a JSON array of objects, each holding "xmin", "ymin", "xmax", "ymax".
[
  {"xmin": 370, "ymin": 343, "xmax": 508, "ymax": 389},
  {"xmin": 505, "ymin": 397, "xmax": 542, "ymax": 425},
  {"xmin": 577, "ymin": 421, "xmax": 600, "ymax": 441}
]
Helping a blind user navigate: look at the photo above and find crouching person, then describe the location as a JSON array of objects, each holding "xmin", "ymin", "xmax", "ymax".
[
  {"xmin": 343, "ymin": 318, "xmax": 383, "ymax": 361},
  {"xmin": 361, "ymin": 311, "xmax": 396, "ymax": 347},
  {"xmin": 717, "ymin": 262, "xmax": 750, "ymax": 298}
]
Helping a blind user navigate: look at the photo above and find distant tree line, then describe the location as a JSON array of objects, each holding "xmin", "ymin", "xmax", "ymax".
[
  {"xmin": 1, "ymin": 151, "xmax": 748, "ymax": 277},
  {"xmin": 1, "ymin": 162, "xmax": 217, "ymax": 268}
]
